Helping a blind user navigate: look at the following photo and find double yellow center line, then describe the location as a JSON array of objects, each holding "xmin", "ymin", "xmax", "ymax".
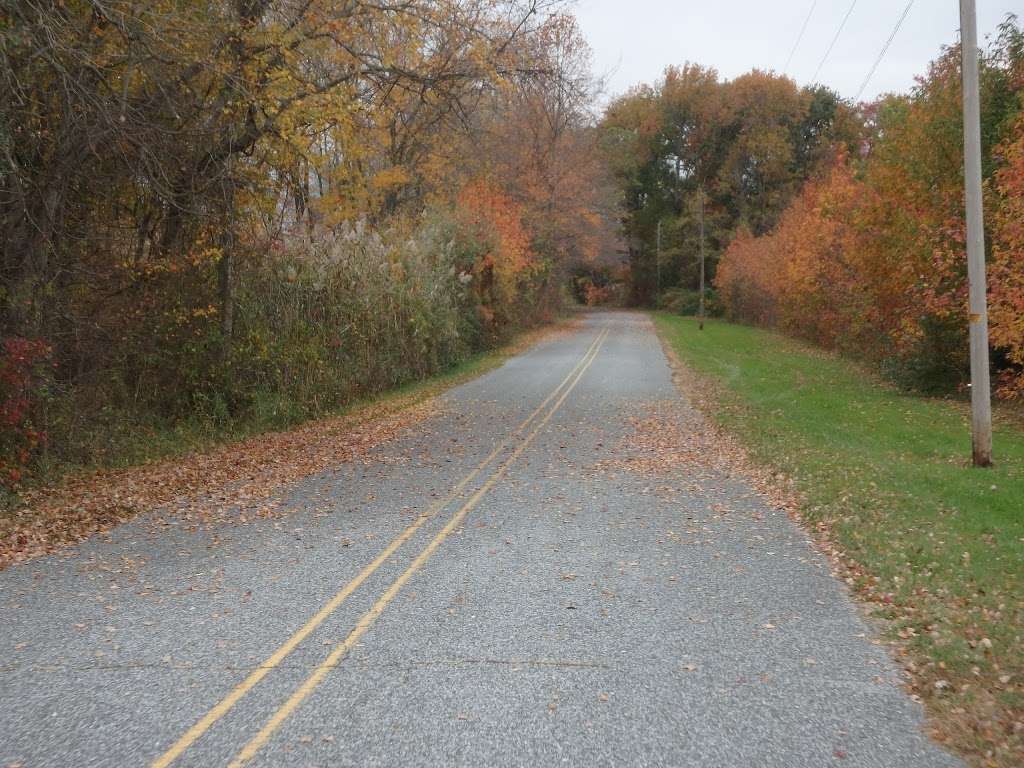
[{"xmin": 153, "ymin": 326, "xmax": 609, "ymax": 768}]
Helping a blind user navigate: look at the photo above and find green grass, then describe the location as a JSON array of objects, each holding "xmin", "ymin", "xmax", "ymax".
[{"xmin": 654, "ymin": 314, "xmax": 1023, "ymax": 767}]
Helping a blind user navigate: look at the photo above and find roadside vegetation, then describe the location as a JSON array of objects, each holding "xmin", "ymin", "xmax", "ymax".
[
  {"xmin": 0, "ymin": 2, "xmax": 615, "ymax": 495},
  {"xmin": 656, "ymin": 315, "xmax": 1023, "ymax": 768},
  {"xmin": 0, "ymin": 321, "xmax": 561, "ymax": 567},
  {"xmin": 604, "ymin": 16, "xmax": 1024, "ymax": 400},
  {"xmin": 600, "ymin": 59, "xmax": 862, "ymax": 308},
  {"xmin": 715, "ymin": 19, "xmax": 1024, "ymax": 397}
]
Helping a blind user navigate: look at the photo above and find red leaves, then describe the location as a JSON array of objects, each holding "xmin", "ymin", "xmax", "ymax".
[{"xmin": 0, "ymin": 337, "xmax": 52, "ymax": 488}]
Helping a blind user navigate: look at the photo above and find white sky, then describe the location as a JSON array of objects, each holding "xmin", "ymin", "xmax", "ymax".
[{"xmin": 572, "ymin": 0, "xmax": 1023, "ymax": 103}]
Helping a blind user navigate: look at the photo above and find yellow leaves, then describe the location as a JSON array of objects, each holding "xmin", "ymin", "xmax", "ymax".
[
  {"xmin": 316, "ymin": 188, "xmax": 371, "ymax": 228},
  {"xmin": 191, "ymin": 304, "xmax": 219, "ymax": 320},
  {"xmin": 369, "ymin": 166, "xmax": 412, "ymax": 195},
  {"xmin": 169, "ymin": 304, "xmax": 218, "ymax": 328}
]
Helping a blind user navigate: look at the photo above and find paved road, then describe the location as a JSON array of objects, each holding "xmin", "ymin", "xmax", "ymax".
[{"xmin": 0, "ymin": 311, "xmax": 960, "ymax": 767}]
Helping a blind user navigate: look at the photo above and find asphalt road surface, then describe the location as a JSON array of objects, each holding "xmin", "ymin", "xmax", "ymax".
[{"xmin": 0, "ymin": 311, "xmax": 962, "ymax": 767}]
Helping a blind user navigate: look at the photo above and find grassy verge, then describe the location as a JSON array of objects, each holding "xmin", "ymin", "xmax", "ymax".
[{"xmin": 654, "ymin": 314, "xmax": 1022, "ymax": 768}]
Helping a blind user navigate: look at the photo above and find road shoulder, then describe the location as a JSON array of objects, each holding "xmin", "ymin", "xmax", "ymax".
[
  {"xmin": 652, "ymin": 312, "xmax": 1019, "ymax": 768},
  {"xmin": 0, "ymin": 320, "xmax": 575, "ymax": 570}
]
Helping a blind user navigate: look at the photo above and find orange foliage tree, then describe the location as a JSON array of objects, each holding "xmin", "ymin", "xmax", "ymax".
[
  {"xmin": 447, "ymin": 14, "xmax": 615, "ymax": 278},
  {"xmin": 990, "ymin": 113, "xmax": 1024, "ymax": 396},
  {"xmin": 717, "ymin": 20, "xmax": 1024, "ymax": 394},
  {"xmin": 455, "ymin": 180, "xmax": 537, "ymax": 331}
]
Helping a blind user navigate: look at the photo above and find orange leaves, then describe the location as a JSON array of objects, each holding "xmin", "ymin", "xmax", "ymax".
[
  {"xmin": 453, "ymin": 178, "xmax": 537, "ymax": 333},
  {"xmin": 715, "ymin": 226, "xmax": 775, "ymax": 327},
  {"xmin": 715, "ymin": 159, "xmax": 855, "ymax": 343},
  {"xmin": 718, "ymin": 90, "xmax": 1024, "ymax": 396},
  {"xmin": 456, "ymin": 179, "xmax": 535, "ymax": 282},
  {"xmin": 716, "ymin": 148, "xmax": 952, "ymax": 363},
  {"xmin": 989, "ymin": 114, "xmax": 1024, "ymax": 396}
]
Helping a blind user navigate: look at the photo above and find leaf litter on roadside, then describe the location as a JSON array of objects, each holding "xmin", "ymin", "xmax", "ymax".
[
  {"xmin": 0, "ymin": 319, "xmax": 576, "ymax": 570},
  {"xmin": 655, "ymin": 326, "xmax": 1024, "ymax": 768},
  {"xmin": 0, "ymin": 397, "xmax": 442, "ymax": 568}
]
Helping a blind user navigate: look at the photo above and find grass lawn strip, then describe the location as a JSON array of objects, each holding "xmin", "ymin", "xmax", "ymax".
[{"xmin": 654, "ymin": 313, "xmax": 1022, "ymax": 768}]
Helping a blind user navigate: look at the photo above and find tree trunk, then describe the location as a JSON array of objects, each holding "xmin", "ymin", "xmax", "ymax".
[{"xmin": 218, "ymin": 232, "xmax": 235, "ymax": 363}]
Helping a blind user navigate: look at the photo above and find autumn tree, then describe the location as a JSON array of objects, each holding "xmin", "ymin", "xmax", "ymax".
[
  {"xmin": 437, "ymin": 13, "xmax": 617, "ymax": 307},
  {"xmin": 0, "ymin": 0, "xmax": 606, "ymax": 479},
  {"xmin": 600, "ymin": 64, "xmax": 854, "ymax": 305},
  {"xmin": 715, "ymin": 16, "xmax": 1024, "ymax": 394}
]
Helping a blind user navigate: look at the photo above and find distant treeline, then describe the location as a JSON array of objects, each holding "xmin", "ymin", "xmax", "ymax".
[{"xmin": 603, "ymin": 16, "xmax": 1024, "ymax": 396}]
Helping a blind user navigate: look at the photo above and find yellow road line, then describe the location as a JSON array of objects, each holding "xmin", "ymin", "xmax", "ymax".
[
  {"xmin": 150, "ymin": 326, "xmax": 608, "ymax": 768},
  {"xmin": 227, "ymin": 326, "xmax": 608, "ymax": 767}
]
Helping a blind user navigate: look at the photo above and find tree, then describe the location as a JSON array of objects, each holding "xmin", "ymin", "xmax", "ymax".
[{"xmin": 600, "ymin": 63, "xmax": 851, "ymax": 305}]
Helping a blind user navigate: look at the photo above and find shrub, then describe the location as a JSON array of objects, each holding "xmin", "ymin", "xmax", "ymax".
[
  {"xmin": 657, "ymin": 288, "xmax": 722, "ymax": 317},
  {"xmin": 0, "ymin": 338, "xmax": 52, "ymax": 487},
  {"xmin": 226, "ymin": 216, "xmax": 474, "ymax": 418},
  {"xmin": 25, "ymin": 205, "xmax": 557, "ymax": 475},
  {"xmin": 880, "ymin": 316, "xmax": 969, "ymax": 395}
]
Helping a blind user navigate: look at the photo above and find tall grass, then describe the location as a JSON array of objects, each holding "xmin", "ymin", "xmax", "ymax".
[{"xmin": 31, "ymin": 212, "xmax": 554, "ymax": 476}]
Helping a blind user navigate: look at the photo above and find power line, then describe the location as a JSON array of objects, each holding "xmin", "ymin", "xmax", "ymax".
[
  {"xmin": 810, "ymin": 0, "xmax": 858, "ymax": 83},
  {"xmin": 783, "ymin": 1, "xmax": 819, "ymax": 73},
  {"xmin": 853, "ymin": 0, "xmax": 915, "ymax": 102}
]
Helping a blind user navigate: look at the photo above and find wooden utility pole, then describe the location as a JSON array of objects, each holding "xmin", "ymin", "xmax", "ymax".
[
  {"xmin": 698, "ymin": 187, "xmax": 706, "ymax": 331},
  {"xmin": 960, "ymin": 0, "xmax": 993, "ymax": 467}
]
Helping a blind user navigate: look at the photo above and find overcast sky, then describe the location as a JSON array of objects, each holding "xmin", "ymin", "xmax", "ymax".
[{"xmin": 573, "ymin": 0, "xmax": 1022, "ymax": 104}]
